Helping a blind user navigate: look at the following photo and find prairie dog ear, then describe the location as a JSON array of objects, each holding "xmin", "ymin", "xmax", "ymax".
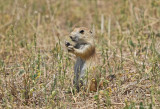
[
  {"xmin": 90, "ymin": 27, "xmax": 95, "ymax": 37},
  {"xmin": 91, "ymin": 25, "xmax": 95, "ymax": 37}
]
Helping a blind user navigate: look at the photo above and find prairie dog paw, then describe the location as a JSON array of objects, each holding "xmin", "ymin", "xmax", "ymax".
[{"xmin": 67, "ymin": 45, "xmax": 74, "ymax": 52}]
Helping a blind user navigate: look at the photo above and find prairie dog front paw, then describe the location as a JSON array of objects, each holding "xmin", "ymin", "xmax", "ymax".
[{"xmin": 67, "ymin": 45, "xmax": 74, "ymax": 52}]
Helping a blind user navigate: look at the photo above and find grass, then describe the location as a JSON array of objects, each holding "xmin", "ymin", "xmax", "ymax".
[{"xmin": 0, "ymin": 0, "xmax": 160, "ymax": 108}]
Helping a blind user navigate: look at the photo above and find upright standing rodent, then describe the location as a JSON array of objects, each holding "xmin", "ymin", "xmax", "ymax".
[{"xmin": 65, "ymin": 27, "xmax": 97, "ymax": 92}]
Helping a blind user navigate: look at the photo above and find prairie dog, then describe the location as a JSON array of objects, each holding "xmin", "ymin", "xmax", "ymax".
[{"xmin": 65, "ymin": 27, "xmax": 96, "ymax": 92}]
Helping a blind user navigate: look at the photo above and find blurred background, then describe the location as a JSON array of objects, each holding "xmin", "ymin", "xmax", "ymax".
[{"xmin": 0, "ymin": 0, "xmax": 160, "ymax": 108}]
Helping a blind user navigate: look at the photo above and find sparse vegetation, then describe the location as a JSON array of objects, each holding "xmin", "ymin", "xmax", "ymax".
[{"xmin": 0, "ymin": 0, "xmax": 160, "ymax": 108}]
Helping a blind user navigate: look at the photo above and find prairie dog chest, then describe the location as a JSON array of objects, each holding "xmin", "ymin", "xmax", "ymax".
[{"xmin": 74, "ymin": 44, "xmax": 87, "ymax": 72}]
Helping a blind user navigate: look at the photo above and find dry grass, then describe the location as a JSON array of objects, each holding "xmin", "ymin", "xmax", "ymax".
[{"xmin": 0, "ymin": 0, "xmax": 160, "ymax": 108}]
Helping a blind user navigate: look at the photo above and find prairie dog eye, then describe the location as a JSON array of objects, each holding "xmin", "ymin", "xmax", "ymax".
[{"xmin": 79, "ymin": 30, "xmax": 84, "ymax": 34}]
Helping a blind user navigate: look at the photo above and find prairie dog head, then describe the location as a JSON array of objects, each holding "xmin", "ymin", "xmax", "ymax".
[{"xmin": 69, "ymin": 27, "xmax": 94, "ymax": 44}]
